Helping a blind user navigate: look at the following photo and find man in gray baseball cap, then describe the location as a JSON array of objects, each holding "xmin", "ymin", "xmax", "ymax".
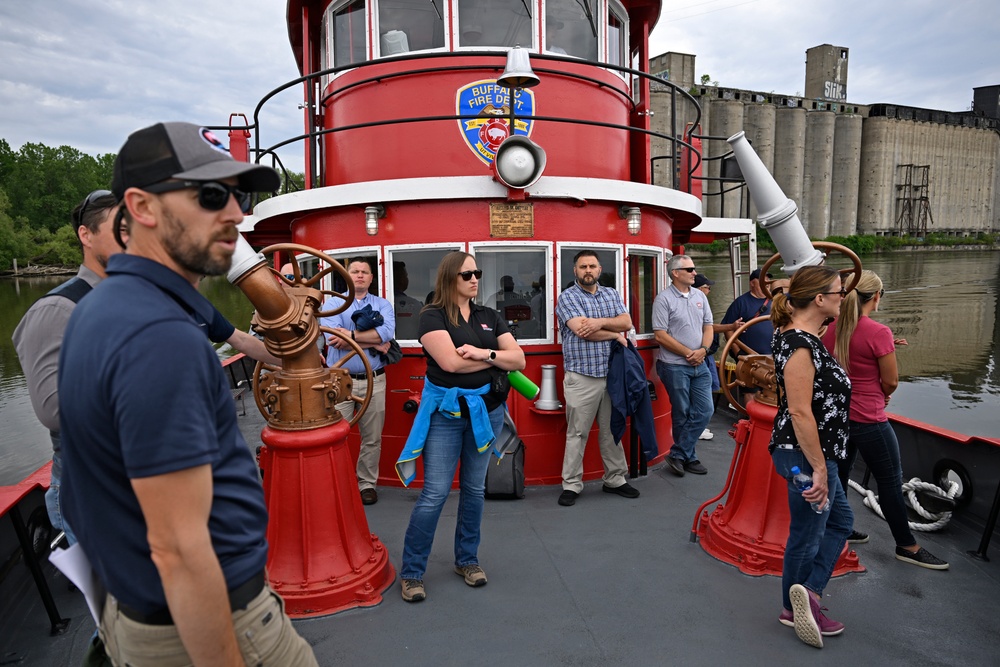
[{"xmin": 60, "ymin": 122, "xmax": 317, "ymax": 665}]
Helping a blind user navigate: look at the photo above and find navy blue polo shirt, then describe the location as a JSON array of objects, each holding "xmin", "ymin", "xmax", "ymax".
[{"xmin": 59, "ymin": 254, "xmax": 267, "ymax": 614}]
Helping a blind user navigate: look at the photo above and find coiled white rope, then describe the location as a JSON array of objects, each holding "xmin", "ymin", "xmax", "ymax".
[{"xmin": 847, "ymin": 477, "xmax": 960, "ymax": 532}]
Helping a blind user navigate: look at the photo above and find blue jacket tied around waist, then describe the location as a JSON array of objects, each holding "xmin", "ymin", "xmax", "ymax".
[
  {"xmin": 395, "ymin": 379, "xmax": 499, "ymax": 486},
  {"xmin": 607, "ymin": 340, "xmax": 659, "ymax": 460}
]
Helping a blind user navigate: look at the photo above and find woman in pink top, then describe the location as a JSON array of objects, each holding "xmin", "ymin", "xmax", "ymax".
[{"xmin": 822, "ymin": 270, "xmax": 948, "ymax": 570}]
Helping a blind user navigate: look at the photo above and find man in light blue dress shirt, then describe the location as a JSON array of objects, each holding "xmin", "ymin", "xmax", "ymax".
[{"xmin": 321, "ymin": 258, "xmax": 396, "ymax": 505}]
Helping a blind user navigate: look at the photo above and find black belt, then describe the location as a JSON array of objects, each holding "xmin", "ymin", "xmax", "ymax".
[
  {"xmin": 118, "ymin": 569, "xmax": 266, "ymax": 626},
  {"xmin": 350, "ymin": 367, "xmax": 385, "ymax": 380}
]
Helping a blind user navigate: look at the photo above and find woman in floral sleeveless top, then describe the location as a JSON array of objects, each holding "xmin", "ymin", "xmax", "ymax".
[{"xmin": 768, "ymin": 265, "xmax": 854, "ymax": 649}]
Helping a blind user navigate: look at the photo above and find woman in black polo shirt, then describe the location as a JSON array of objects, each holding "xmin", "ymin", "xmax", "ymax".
[{"xmin": 398, "ymin": 252, "xmax": 524, "ymax": 603}]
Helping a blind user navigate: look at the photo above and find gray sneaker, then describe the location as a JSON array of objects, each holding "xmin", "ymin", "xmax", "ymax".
[{"xmin": 455, "ymin": 564, "xmax": 488, "ymax": 587}]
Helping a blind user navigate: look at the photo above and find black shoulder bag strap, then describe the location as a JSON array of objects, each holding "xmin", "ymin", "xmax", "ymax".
[{"xmin": 47, "ymin": 277, "xmax": 93, "ymax": 304}]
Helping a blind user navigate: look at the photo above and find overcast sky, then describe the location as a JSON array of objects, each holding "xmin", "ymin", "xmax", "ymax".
[{"xmin": 2, "ymin": 0, "xmax": 996, "ymax": 170}]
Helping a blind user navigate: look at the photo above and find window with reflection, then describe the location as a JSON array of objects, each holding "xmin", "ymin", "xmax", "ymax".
[
  {"xmin": 386, "ymin": 247, "xmax": 460, "ymax": 340},
  {"xmin": 607, "ymin": 1, "xmax": 628, "ymax": 67},
  {"xmin": 627, "ymin": 252, "xmax": 659, "ymax": 335},
  {"xmin": 378, "ymin": 0, "xmax": 445, "ymax": 55},
  {"xmin": 559, "ymin": 246, "xmax": 619, "ymax": 293},
  {"xmin": 322, "ymin": 0, "xmax": 367, "ymax": 72},
  {"xmin": 472, "ymin": 246, "xmax": 548, "ymax": 341},
  {"xmin": 458, "ymin": 0, "xmax": 532, "ymax": 48},
  {"xmin": 321, "ymin": 252, "xmax": 381, "ymax": 298},
  {"xmin": 545, "ymin": 0, "xmax": 598, "ymax": 59}
]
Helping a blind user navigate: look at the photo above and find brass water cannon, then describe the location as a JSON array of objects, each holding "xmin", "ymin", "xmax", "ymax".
[
  {"xmin": 732, "ymin": 353, "xmax": 779, "ymax": 407},
  {"xmin": 227, "ymin": 237, "xmax": 372, "ymax": 431}
]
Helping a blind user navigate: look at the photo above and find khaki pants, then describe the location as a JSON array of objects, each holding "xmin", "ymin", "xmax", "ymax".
[
  {"xmin": 100, "ymin": 583, "xmax": 317, "ymax": 667},
  {"xmin": 337, "ymin": 371, "xmax": 387, "ymax": 490},
  {"xmin": 560, "ymin": 371, "xmax": 628, "ymax": 493}
]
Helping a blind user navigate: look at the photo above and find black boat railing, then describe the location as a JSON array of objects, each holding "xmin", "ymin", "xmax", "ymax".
[{"xmin": 205, "ymin": 51, "xmax": 706, "ymax": 204}]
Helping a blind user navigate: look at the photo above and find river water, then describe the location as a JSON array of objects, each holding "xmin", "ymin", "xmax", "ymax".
[{"xmin": 2, "ymin": 250, "xmax": 997, "ymax": 486}]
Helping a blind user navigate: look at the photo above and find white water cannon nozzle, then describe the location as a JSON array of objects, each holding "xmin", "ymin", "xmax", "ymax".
[
  {"xmin": 727, "ymin": 131, "xmax": 825, "ymax": 273},
  {"xmin": 227, "ymin": 233, "xmax": 267, "ymax": 284}
]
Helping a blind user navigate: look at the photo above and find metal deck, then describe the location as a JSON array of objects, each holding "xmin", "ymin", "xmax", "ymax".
[{"xmin": 2, "ymin": 407, "xmax": 997, "ymax": 666}]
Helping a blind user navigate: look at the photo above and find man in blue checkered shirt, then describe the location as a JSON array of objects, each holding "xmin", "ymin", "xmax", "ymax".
[{"xmin": 554, "ymin": 250, "xmax": 640, "ymax": 507}]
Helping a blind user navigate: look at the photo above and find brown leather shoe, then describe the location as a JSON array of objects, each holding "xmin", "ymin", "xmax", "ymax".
[{"xmin": 360, "ymin": 488, "xmax": 378, "ymax": 505}]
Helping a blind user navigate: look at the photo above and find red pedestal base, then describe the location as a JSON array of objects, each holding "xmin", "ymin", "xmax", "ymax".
[
  {"xmin": 697, "ymin": 399, "xmax": 864, "ymax": 577},
  {"xmin": 260, "ymin": 421, "xmax": 395, "ymax": 617}
]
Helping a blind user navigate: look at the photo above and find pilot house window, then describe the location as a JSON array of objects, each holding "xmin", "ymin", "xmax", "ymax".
[
  {"xmin": 323, "ymin": 0, "xmax": 367, "ymax": 70},
  {"xmin": 458, "ymin": 0, "xmax": 532, "ymax": 48},
  {"xmin": 545, "ymin": 0, "xmax": 598, "ymax": 60},
  {"xmin": 377, "ymin": 0, "xmax": 446, "ymax": 55}
]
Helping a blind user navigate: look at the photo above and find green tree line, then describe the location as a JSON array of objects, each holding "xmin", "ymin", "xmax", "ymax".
[
  {"xmin": 1, "ymin": 138, "xmax": 305, "ymax": 272},
  {"xmin": 1, "ymin": 139, "xmax": 116, "ymax": 271}
]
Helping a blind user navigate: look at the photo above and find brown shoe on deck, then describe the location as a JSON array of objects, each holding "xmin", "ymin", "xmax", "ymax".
[
  {"xmin": 401, "ymin": 579, "xmax": 425, "ymax": 602},
  {"xmin": 360, "ymin": 488, "xmax": 378, "ymax": 505},
  {"xmin": 454, "ymin": 564, "xmax": 488, "ymax": 587}
]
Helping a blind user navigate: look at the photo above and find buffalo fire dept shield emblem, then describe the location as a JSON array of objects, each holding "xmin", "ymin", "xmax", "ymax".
[{"xmin": 457, "ymin": 79, "xmax": 535, "ymax": 165}]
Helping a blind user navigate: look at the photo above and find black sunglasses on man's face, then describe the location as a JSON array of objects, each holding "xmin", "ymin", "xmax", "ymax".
[{"xmin": 143, "ymin": 180, "xmax": 252, "ymax": 213}]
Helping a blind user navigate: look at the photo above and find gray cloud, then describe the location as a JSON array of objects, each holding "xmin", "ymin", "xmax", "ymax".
[
  {"xmin": 2, "ymin": 0, "xmax": 996, "ymax": 172},
  {"xmin": 1, "ymin": 0, "xmax": 301, "ymax": 166},
  {"xmin": 650, "ymin": 0, "xmax": 998, "ymax": 111}
]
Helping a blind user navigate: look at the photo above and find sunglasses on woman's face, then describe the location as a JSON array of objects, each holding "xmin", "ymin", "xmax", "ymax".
[
  {"xmin": 457, "ymin": 270, "xmax": 483, "ymax": 281},
  {"xmin": 142, "ymin": 180, "xmax": 252, "ymax": 213}
]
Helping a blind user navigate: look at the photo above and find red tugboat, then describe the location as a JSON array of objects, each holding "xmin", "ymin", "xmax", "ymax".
[
  {"xmin": 3, "ymin": 2, "xmax": 1000, "ymax": 663},
  {"xmin": 237, "ymin": 0, "xmax": 746, "ymax": 489}
]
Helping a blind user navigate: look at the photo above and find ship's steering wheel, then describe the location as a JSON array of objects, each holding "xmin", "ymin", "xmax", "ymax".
[
  {"xmin": 758, "ymin": 241, "xmax": 863, "ymax": 299},
  {"xmin": 717, "ymin": 316, "xmax": 772, "ymax": 415},
  {"xmin": 252, "ymin": 244, "xmax": 372, "ymax": 427},
  {"xmin": 718, "ymin": 241, "xmax": 863, "ymax": 414}
]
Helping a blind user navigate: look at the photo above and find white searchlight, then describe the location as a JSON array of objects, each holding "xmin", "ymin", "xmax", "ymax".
[
  {"xmin": 727, "ymin": 131, "xmax": 824, "ymax": 273},
  {"xmin": 494, "ymin": 135, "xmax": 547, "ymax": 189}
]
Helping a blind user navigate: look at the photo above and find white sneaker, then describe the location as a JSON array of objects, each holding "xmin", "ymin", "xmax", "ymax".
[{"xmin": 699, "ymin": 429, "xmax": 714, "ymax": 441}]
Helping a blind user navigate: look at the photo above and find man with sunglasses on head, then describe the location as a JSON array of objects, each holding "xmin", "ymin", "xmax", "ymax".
[
  {"xmin": 653, "ymin": 254, "xmax": 715, "ymax": 477},
  {"xmin": 58, "ymin": 122, "xmax": 317, "ymax": 666},
  {"xmin": 13, "ymin": 189, "xmax": 120, "ymax": 546},
  {"xmin": 13, "ymin": 186, "xmax": 277, "ymax": 547},
  {"xmin": 554, "ymin": 250, "xmax": 640, "ymax": 507}
]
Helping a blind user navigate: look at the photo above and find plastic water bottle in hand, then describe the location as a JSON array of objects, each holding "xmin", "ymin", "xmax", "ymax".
[{"xmin": 790, "ymin": 466, "xmax": 831, "ymax": 514}]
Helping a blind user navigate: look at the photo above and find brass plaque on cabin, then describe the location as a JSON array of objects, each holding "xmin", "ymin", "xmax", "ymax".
[{"xmin": 489, "ymin": 202, "xmax": 534, "ymax": 238}]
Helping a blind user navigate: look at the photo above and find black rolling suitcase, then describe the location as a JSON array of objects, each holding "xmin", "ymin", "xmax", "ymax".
[{"xmin": 485, "ymin": 411, "xmax": 525, "ymax": 499}]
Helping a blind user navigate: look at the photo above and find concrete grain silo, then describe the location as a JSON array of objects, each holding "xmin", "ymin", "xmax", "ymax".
[
  {"xmin": 742, "ymin": 103, "xmax": 776, "ymax": 221},
  {"xmin": 831, "ymin": 113, "xmax": 863, "ymax": 236},
  {"xmin": 857, "ymin": 116, "xmax": 897, "ymax": 235},
  {"xmin": 773, "ymin": 106, "xmax": 807, "ymax": 223},
  {"xmin": 803, "ymin": 110, "xmax": 836, "ymax": 238}
]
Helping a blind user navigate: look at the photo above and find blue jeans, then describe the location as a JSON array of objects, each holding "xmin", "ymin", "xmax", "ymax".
[
  {"xmin": 838, "ymin": 420, "xmax": 916, "ymax": 548},
  {"xmin": 703, "ymin": 355, "xmax": 720, "ymax": 393},
  {"xmin": 656, "ymin": 361, "xmax": 713, "ymax": 462},
  {"xmin": 401, "ymin": 405, "xmax": 504, "ymax": 580},
  {"xmin": 46, "ymin": 440, "xmax": 77, "ymax": 545},
  {"xmin": 772, "ymin": 448, "xmax": 853, "ymax": 611}
]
